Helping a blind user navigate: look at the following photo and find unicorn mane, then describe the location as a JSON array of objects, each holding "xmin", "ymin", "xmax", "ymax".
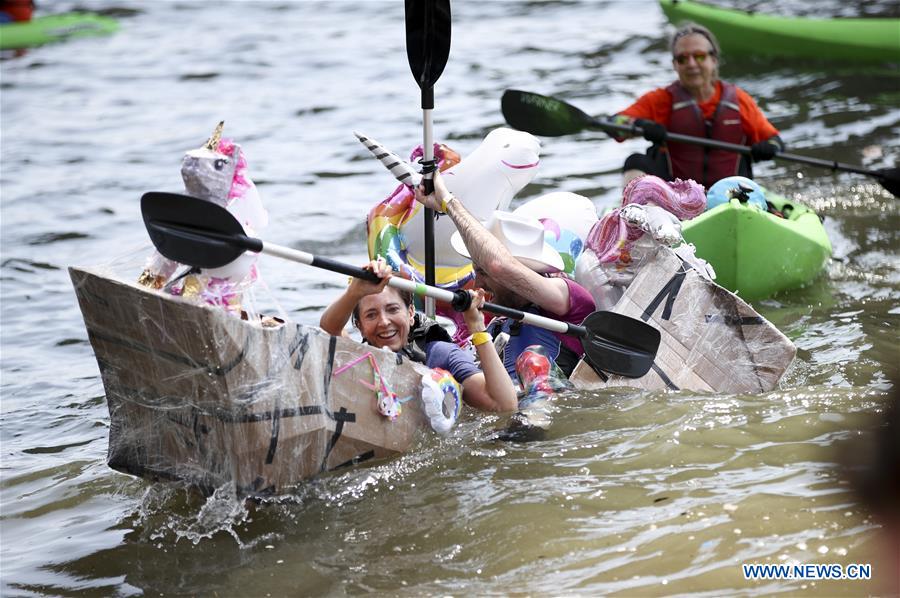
[{"xmin": 216, "ymin": 138, "xmax": 252, "ymax": 201}]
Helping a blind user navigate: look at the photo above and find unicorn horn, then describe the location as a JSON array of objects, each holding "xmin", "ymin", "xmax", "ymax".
[
  {"xmin": 354, "ymin": 131, "xmax": 422, "ymax": 187},
  {"xmin": 204, "ymin": 121, "xmax": 225, "ymax": 151}
]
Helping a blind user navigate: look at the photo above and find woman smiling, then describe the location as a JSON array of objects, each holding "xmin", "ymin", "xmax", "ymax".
[{"xmin": 320, "ymin": 257, "xmax": 517, "ymax": 413}]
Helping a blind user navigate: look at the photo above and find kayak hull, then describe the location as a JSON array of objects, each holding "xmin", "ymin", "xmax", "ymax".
[
  {"xmin": 659, "ymin": 0, "xmax": 900, "ymax": 63},
  {"xmin": 69, "ymin": 266, "xmax": 435, "ymax": 496},
  {"xmin": 0, "ymin": 13, "xmax": 118, "ymax": 50},
  {"xmin": 682, "ymin": 194, "xmax": 832, "ymax": 301}
]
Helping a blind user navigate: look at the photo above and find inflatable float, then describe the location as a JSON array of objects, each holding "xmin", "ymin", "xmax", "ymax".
[{"xmin": 360, "ymin": 128, "xmax": 541, "ymax": 290}]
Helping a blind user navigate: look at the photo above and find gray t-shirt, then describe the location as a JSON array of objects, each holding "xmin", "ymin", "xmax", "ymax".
[{"xmin": 425, "ymin": 340, "xmax": 480, "ymax": 383}]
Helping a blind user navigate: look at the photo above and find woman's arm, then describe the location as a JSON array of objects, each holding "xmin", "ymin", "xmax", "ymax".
[
  {"xmin": 319, "ymin": 257, "xmax": 390, "ymax": 337},
  {"xmin": 459, "ymin": 289, "xmax": 518, "ymax": 412}
]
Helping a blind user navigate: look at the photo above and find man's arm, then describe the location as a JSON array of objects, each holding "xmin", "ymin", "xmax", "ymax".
[
  {"xmin": 415, "ymin": 172, "xmax": 571, "ymax": 315},
  {"xmin": 736, "ymin": 87, "xmax": 781, "ymax": 145},
  {"xmin": 615, "ymin": 88, "xmax": 673, "ymax": 141}
]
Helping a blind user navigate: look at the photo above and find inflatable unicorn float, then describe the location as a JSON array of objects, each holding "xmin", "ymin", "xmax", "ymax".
[
  {"xmin": 138, "ymin": 122, "xmax": 268, "ymax": 315},
  {"xmin": 358, "ymin": 126, "xmax": 710, "ymax": 328}
]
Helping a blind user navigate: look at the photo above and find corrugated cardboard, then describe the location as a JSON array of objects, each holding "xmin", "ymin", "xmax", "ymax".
[
  {"xmin": 571, "ymin": 247, "xmax": 796, "ymax": 392},
  {"xmin": 70, "ymin": 267, "xmax": 431, "ymax": 496}
]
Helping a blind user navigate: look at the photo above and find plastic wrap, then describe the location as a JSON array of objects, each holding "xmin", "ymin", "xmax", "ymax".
[
  {"xmin": 138, "ymin": 124, "xmax": 267, "ymax": 317},
  {"xmin": 571, "ymin": 246, "xmax": 796, "ymax": 393},
  {"xmin": 70, "ymin": 265, "xmax": 445, "ymax": 496}
]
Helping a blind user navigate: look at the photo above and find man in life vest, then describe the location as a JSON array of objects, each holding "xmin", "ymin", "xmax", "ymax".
[
  {"xmin": 414, "ymin": 171, "xmax": 596, "ymax": 384},
  {"xmin": 614, "ymin": 22, "xmax": 784, "ymax": 189}
]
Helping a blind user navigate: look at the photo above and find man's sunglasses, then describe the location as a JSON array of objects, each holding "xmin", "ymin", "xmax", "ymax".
[{"xmin": 674, "ymin": 52, "xmax": 715, "ymax": 65}]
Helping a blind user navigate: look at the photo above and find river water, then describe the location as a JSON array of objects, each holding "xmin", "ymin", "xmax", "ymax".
[{"xmin": 2, "ymin": 1, "xmax": 898, "ymax": 596}]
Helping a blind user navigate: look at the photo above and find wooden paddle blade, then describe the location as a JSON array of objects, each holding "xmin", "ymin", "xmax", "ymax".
[
  {"xmin": 405, "ymin": 0, "xmax": 451, "ymax": 93},
  {"xmin": 878, "ymin": 167, "xmax": 900, "ymax": 197},
  {"xmin": 501, "ymin": 89, "xmax": 596, "ymax": 137},
  {"xmin": 140, "ymin": 192, "xmax": 257, "ymax": 269},
  {"xmin": 579, "ymin": 311, "xmax": 661, "ymax": 378}
]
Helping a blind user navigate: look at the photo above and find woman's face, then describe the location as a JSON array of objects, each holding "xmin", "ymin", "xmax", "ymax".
[
  {"xmin": 356, "ymin": 288, "xmax": 415, "ymax": 351},
  {"xmin": 672, "ymin": 33, "xmax": 718, "ymax": 95}
]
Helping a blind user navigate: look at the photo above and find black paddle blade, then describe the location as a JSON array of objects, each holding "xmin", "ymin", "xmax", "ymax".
[
  {"xmin": 405, "ymin": 0, "xmax": 451, "ymax": 96},
  {"xmin": 878, "ymin": 167, "xmax": 900, "ymax": 197},
  {"xmin": 140, "ymin": 192, "xmax": 260, "ymax": 269},
  {"xmin": 501, "ymin": 89, "xmax": 598, "ymax": 137},
  {"xmin": 580, "ymin": 311, "xmax": 661, "ymax": 378}
]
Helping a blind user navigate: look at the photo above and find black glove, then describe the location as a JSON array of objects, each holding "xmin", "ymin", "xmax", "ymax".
[
  {"xmin": 635, "ymin": 119, "xmax": 667, "ymax": 144},
  {"xmin": 750, "ymin": 140, "xmax": 779, "ymax": 162}
]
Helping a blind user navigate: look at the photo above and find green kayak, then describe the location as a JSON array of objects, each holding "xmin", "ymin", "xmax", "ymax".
[
  {"xmin": 0, "ymin": 13, "xmax": 118, "ymax": 50},
  {"xmin": 659, "ymin": 0, "xmax": 900, "ymax": 63},
  {"xmin": 682, "ymin": 192, "xmax": 832, "ymax": 301}
]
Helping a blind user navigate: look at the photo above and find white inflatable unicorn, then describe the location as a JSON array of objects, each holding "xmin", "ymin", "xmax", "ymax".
[
  {"xmin": 138, "ymin": 122, "xmax": 268, "ymax": 313},
  {"xmin": 359, "ymin": 127, "xmax": 541, "ymax": 271}
]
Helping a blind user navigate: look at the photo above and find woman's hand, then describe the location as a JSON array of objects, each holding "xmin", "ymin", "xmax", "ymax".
[
  {"xmin": 462, "ymin": 288, "xmax": 488, "ymax": 333},
  {"xmin": 348, "ymin": 256, "xmax": 392, "ymax": 298}
]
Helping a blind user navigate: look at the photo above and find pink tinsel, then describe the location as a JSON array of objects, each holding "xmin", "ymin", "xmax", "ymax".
[
  {"xmin": 216, "ymin": 138, "xmax": 251, "ymax": 200},
  {"xmin": 621, "ymin": 175, "xmax": 706, "ymax": 219},
  {"xmin": 586, "ymin": 175, "xmax": 706, "ymax": 264}
]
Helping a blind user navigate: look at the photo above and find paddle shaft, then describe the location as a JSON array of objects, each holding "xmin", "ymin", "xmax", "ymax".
[
  {"xmin": 502, "ymin": 90, "xmax": 898, "ymax": 194},
  {"xmin": 261, "ymin": 238, "xmax": 585, "ymax": 338},
  {"xmin": 145, "ymin": 215, "xmax": 590, "ymax": 340},
  {"xmin": 406, "ymin": 0, "xmax": 451, "ymax": 318},
  {"xmin": 142, "ymin": 190, "xmax": 660, "ymax": 378},
  {"xmin": 423, "ymin": 106, "xmax": 436, "ymax": 317},
  {"xmin": 162, "ymin": 219, "xmax": 584, "ymax": 337},
  {"xmin": 596, "ymin": 118, "xmax": 885, "ymax": 178}
]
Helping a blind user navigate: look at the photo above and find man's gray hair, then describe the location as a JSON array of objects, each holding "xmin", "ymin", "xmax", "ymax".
[{"xmin": 670, "ymin": 21, "xmax": 721, "ymax": 57}]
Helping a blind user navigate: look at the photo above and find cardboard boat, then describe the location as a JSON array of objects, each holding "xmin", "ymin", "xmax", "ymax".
[
  {"xmin": 571, "ymin": 246, "xmax": 796, "ymax": 393},
  {"xmin": 69, "ymin": 266, "xmax": 441, "ymax": 496}
]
